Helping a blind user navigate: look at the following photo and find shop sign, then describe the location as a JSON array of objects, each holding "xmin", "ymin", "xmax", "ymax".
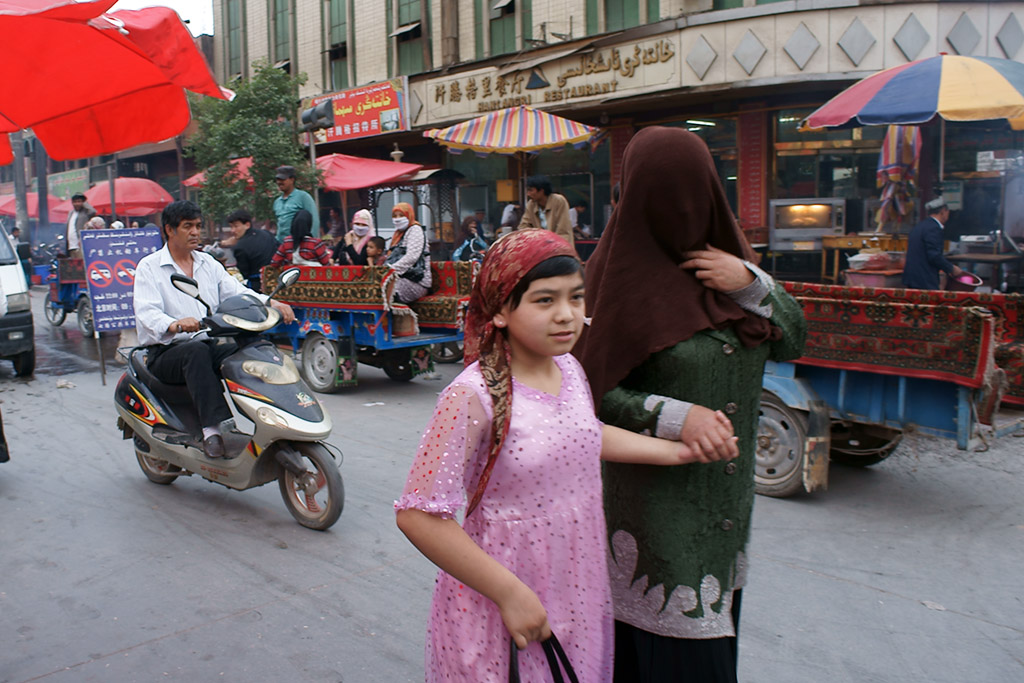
[
  {"xmin": 46, "ymin": 168, "xmax": 90, "ymax": 199},
  {"xmin": 308, "ymin": 77, "xmax": 410, "ymax": 144},
  {"xmin": 81, "ymin": 227, "xmax": 162, "ymax": 332},
  {"xmin": 419, "ymin": 36, "xmax": 680, "ymax": 125}
]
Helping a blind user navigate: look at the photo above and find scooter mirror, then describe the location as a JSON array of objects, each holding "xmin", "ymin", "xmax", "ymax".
[
  {"xmin": 171, "ymin": 273, "xmax": 212, "ymax": 315},
  {"xmin": 266, "ymin": 267, "xmax": 302, "ymax": 301}
]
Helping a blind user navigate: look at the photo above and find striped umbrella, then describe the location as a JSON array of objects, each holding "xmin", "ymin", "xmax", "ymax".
[
  {"xmin": 423, "ymin": 105, "xmax": 599, "ymax": 155},
  {"xmin": 803, "ymin": 55, "xmax": 1024, "ymax": 129}
]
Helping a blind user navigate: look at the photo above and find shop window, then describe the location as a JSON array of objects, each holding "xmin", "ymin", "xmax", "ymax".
[
  {"xmin": 392, "ymin": 0, "xmax": 429, "ymax": 75},
  {"xmin": 712, "ymin": 0, "xmax": 743, "ymax": 9},
  {"xmin": 329, "ymin": 46, "xmax": 349, "ymax": 91},
  {"xmin": 225, "ymin": 0, "xmax": 244, "ymax": 78},
  {"xmin": 271, "ymin": 0, "xmax": 291, "ymax": 66},
  {"xmin": 490, "ymin": 0, "xmax": 516, "ymax": 55},
  {"xmin": 328, "ymin": 0, "xmax": 349, "ymax": 90},
  {"xmin": 605, "ymin": 0, "xmax": 639, "ymax": 32}
]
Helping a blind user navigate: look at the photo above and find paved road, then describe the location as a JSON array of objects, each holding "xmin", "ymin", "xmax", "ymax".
[{"xmin": 0, "ymin": 289, "xmax": 1021, "ymax": 681}]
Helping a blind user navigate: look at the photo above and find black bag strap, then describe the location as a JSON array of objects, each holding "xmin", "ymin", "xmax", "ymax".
[{"xmin": 508, "ymin": 634, "xmax": 579, "ymax": 683}]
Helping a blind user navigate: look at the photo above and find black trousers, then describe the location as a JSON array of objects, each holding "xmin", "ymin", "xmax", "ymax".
[
  {"xmin": 147, "ymin": 339, "xmax": 236, "ymax": 429},
  {"xmin": 614, "ymin": 590, "xmax": 743, "ymax": 683}
]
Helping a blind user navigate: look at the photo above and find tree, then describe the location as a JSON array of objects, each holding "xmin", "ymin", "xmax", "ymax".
[{"xmin": 186, "ymin": 61, "xmax": 318, "ymax": 226}]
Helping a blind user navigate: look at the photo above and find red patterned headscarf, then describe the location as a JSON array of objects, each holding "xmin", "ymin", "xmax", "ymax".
[{"xmin": 463, "ymin": 229, "xmax": 579, "ymax": 516}]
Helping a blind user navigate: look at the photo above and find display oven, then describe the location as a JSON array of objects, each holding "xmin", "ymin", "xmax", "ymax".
[{"xmin": 769, "ymin": 198, "xmax": 845, "ymax": 251}]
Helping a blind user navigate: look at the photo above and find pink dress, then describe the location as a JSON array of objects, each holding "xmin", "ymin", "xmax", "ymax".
[{"xmin": 396, "ymin": 354, "xmax": 612, "ymax": 682}]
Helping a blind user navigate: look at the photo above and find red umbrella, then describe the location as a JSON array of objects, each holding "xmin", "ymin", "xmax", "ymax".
[
  {"xmin": 0, "ymin": 192, "xmax": 65, "ymax": 219},
  {"xmin": 0, "ymin": 0, "xmax": 228, "ymax": 164},
  {"xmin": 183, "ymin": 157, "xmax": 256, "ymax": 189},
  {"xmin": 315, "ymin": 153, "xmax": 422, "ymax": 191},
  {"xmin": 84, "ymin": 177, "xmax": 173, "ymax": 216}
]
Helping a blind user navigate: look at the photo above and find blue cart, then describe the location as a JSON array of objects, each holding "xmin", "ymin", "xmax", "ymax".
[{"xmin": 44, "ymin": 257, "xmax": 94, "ymax": 335}]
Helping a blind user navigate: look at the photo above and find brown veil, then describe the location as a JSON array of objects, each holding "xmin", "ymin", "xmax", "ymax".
[{"xmin": 575, "ymin": 127, "xmax": 777, "ymax": 403}]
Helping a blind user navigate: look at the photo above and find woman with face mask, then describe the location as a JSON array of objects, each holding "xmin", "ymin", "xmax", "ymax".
[
  {"xmin": 386, "ymin": 202, "xmax": 432, "ymax": 303},
  {"xmin": 333, "ymin": 208, "xmax": 375, "ymax": 265}
]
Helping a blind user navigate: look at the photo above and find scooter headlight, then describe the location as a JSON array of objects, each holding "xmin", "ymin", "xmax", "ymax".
[
  {"xmin": 242, "ymin": 356, "xmax": 300, "ymax": 384},
  {"xmin": 222, "ymin": 306, "xmax": 281, "ymax": 332},
  {"xmin": 256, "ymin": 407, "xmax": 290, "ymax": 428}
]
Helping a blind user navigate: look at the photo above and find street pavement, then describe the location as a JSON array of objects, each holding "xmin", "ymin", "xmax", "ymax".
[{"xmin": 0, "ymin": 288, "xmax": 1021, "ymax": 682}]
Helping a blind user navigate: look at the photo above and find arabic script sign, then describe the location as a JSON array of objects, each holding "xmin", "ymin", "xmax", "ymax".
[
  {"xmin": 309, "ymin": 77, "xmax": 410, "ymax": 144},
  {"xmin": 418, "ymin": 37, "xmax": 680, "ymax": 125},
  {"xmin": 81, "ymin": 227, "xmax": 162, "ymax": 332}
]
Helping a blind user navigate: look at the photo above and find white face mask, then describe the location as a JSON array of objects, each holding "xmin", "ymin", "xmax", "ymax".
[
  {"xmin": 393, "ymin": 216, "xmax": 410, "ymax": 230},
  {"xmin": 352, "ymin": 223, "xmax": 370, "ymax": 236}
]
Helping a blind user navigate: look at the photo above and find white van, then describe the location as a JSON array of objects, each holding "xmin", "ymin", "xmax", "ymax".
[{"xmin": 0, "ymin": 226, "xmax": 34, "ymax": 376}]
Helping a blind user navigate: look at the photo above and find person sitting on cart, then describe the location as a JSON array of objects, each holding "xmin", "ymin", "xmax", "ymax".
[
  {"xmin": 365, "ymin": 236, "xmax": 387, "ymax": 266},
  {"xmin": 453, "ymin": 212, "xmax": 488, "ymax": 262},
  {"xmin": 385, "ymin": 202, "xmax": 431, "ymax": 304},
  {"xmin": 133, "ymin": 200, "xmax": 295, "ymax": 460},
  {"xmin": 271, "ymin": 210, "xmax": 330, "ymax": 267},
  {"xmin": 903, "ymin": 197, "xmax": 963, "ymax": 290},
  {"xmin": 333, "ymin": 208, "xmax": 375, "ymax": 266},
  {"xmin": 227, "ymin": 208, "xmax": 278, "ymax": 292}
]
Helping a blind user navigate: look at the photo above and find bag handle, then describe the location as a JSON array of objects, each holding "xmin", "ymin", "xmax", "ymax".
[{"xmin": 508, "ymin": 634, "xmax": 580, "ymax": 683}]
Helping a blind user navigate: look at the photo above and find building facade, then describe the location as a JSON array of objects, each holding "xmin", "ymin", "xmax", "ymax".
[{"xmin": 211, "ymin": 1, "xmax": 1024, "ymax": 243}]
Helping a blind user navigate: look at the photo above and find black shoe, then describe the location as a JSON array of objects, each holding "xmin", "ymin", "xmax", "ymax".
[{"xmin": 203, "ymin": 434, "xmax": 227, "ymax": 459}]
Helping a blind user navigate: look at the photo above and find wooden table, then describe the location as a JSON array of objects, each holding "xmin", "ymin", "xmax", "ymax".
[
  {"xmin": 820, "ymin": 234, "xmax": 904, "ymax": 283},
  {"xmin": 947, "ymin": 253, "xmax": 1024, "ymax": 292}
]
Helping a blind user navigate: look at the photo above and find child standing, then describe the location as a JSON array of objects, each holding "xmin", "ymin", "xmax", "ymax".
[{"xmin": 395, "ymin": 230, "xmax": 736, "ymax": 681}]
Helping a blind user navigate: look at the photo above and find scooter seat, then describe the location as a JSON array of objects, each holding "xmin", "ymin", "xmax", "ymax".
[{"xmin": 128, "ymin": 348, "xmax": 197, "ymax": 405}]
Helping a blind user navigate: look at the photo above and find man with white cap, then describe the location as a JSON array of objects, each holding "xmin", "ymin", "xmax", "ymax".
[{"xmin": 903, "ymin": 196, "xmax": 963, "ymax": 290}]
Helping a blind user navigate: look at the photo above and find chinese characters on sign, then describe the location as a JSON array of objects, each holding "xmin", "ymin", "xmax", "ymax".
[
  {"xmin": 81, "ymin": 227, "xmax": 162, "ymax": 332},
  {"xmin": 309, "ymin": 78, "xmax": 410, "ymax": 144},
  {"xmin": 420, "ymin": 38, "xmax": 678, "ymax": 123}
]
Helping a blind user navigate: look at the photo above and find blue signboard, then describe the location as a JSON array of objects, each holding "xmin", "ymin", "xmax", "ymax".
[{"xmin": 81, "ymin": 228, "xmax": 162, "ymax": 332}]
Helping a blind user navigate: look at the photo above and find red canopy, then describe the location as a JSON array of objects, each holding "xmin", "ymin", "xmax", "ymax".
[
  {"xmin": 0, "ymin": 0, "xmax": 228, "ymax": 164},
  {"xmin": 315, "ymin": 153, "xmax": 422, "ymax": 191},
  {"xmin": 0, "ymin": 192, "xmax": 66, "ymax": 219},
  {"xmin": 183, "ymin": 157, "xmax": 255, "ymax": 189},
  {"xmin": 84, "ymin": 177, "xmax": 173, "ymax": 216}
]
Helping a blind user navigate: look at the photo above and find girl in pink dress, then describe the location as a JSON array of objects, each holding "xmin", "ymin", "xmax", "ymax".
[{"xmin": 395, "ymin": 230, "xmax": 736, "ymax": 682}]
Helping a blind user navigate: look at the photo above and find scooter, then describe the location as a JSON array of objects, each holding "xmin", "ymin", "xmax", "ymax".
[{"xmin": 114, "ymin": 267, "xmax": 344, "ymax": 530}]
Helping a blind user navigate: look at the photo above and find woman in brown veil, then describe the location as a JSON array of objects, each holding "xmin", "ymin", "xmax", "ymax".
[{"xmin": 575, "ymin": 127, "xmax": 807, "ymax": 682}]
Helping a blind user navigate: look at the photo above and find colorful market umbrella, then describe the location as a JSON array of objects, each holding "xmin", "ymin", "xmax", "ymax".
[
  {"xmin": 84, "ymin": 177, "xmax": 173, "ymax": 216},
  {"xmin": 803, "ymin": 55, "xmax": 1024, "ymax": 129},
  {"xmin": 0, "ymin": 192, "xmax": 65, "ymax": 219},
  {"xmin": 0, "ymin": 0, "xmax": 229, "ymax": 165},
  {"xmin": 423, "ymin": 105, "xmax": 600, "ymax": 155},
  {"xmin": 315, "ymin": 153, "xmax": 422, "ymax": 191},
  {"xmin": 874, "ymin": 125, "xmax": 921, "ymax": 232}
]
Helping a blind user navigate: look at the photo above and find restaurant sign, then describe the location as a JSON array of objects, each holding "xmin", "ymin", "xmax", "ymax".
[
  {"xmin": 417, "ymin": 36, "xmax": 680, "ymax": 126},
  {"xmin": 308, "ymin": 77, "xmax": 410, "ymax": 144}
]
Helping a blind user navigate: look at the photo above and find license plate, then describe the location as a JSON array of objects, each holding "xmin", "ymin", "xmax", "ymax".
[{"xmin": 792, "ymin": 241, "xmax": 815, "ymax": 251}]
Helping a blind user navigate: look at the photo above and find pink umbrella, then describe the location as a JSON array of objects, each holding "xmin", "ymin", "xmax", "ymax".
[
  {"xmin": 84, "ymin": 177, "xmax": 173, "ymax": 216},
  {"xmin": 315, "ymin": 153, "xmax": 422, "ymax": 191},
  {"xmin": 0, "ymin": 192, "xmax": 65, "ymax": 219},
  {"xmin": 183, "ymin": 157, "xmax": 255, "ymax": 188}
]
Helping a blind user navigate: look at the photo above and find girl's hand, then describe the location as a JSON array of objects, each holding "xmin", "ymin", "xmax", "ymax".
[
  {"xmin": 680, "ymin": 245, "xmax": 754, "ymax": 292},
  {"xmin": 499, "ymin": 582, "xmax": 551, "ymax": 649},
  {"xmin": 680, "ymin": 406, "xmax": 739, "ymax": 462}
]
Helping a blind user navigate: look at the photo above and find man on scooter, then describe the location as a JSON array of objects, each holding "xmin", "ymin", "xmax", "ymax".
[{"xmin": 133, "ymin": 201, "xmax": 296, "ymax": 459}]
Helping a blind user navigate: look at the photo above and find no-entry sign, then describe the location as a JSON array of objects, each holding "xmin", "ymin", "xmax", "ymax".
[{"xmin": 81, "ymin": 228, "xmax": 162, "ymax": 332}]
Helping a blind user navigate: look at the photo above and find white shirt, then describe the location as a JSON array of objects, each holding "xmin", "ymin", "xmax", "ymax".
[
  {"xmin": 67, "ymin": 210, "xmax": 81, "ymax": 250},
  {"xmin": 133, "ymin": 245, "xmax": 267, "ymax": 346}
]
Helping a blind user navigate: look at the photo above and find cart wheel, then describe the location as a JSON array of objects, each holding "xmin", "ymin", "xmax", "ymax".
[
  {"xmin": 301, "ymin": 333, "xmax": 340, "ymax": 394},
  {"xmin": 755, "ymin": 391, "xmax": 808, "ymax": 498},
  {"xmin": 829, "ymin": 423, "xmax": 901, "ymax": 467},
  {"xmin": 44, "ymin": 303, "xmax": 67, "ymax": 326},
  {"xmin": 382, "ymin": 354, "xmax": 414, "ymax": 382},
  {"xmin": 77, "ymin": 298, "xmax": 94, "ymax": 336},
  {"xmin": 429, "ymin": 341, "xmax": 464, "ymax": 364}
]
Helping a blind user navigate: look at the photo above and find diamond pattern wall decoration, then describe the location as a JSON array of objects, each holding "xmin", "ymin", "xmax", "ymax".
[
  {"xmin": 734, "ymin": 29, "xmax": 767, "ymax": 76},
  {"xmin": 894, "ymin": 13, "xmax": 930, "ymax": 61},
  {"xmin": 997, "ymin": 13, "xmax": 1024, "ymax": 59},
  {"xmin": 784, "ymin": 22, "xmax": 820, "ymax": 71},
  {"xmin": 686, "ymin": 35, "xmax": 718, "ymax": 81},
  {"xmin": 838, "ymin": 18, "xmax": 876, "ymax": 67},
  {"xmin": 947, "ymin": 12, "xmax": 981, "ymax": 55}
]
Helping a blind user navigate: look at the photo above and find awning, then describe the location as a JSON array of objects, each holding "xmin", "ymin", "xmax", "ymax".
[
  {"xmin": 423, "ymin": 105, "xmax": 600, "ymax": 155},
  {"xmin": 492, "ymin": 0, "xmax": 513, "ymax": 10},
  {"xmin": 496, "ymin": 44, "xmax": 588, "ymax": 77},
  {"xmin": 316, "ymin": 153, "xmax": 423, "ymax": 191},
  {"xmin": 389, "ymin": 22, "xmax": 420, "ymax": 38}
]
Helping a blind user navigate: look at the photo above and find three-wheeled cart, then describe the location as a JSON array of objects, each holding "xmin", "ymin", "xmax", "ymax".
[{"xmin": 44, "ymin": 257, "xmax": 94, "ymax": 335}]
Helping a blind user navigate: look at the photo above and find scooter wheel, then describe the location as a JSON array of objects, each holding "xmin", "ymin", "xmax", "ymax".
[
  {"xmin": 77, "ymin": 298, "xmax": 94, "ymax": 336},
  {"xmin": 135, "ymin": 449, "xmax": 182, "ymax": 485},
  {"xmin": 278, "ymin": 442, "xmax": 344, "ymax": 530}
]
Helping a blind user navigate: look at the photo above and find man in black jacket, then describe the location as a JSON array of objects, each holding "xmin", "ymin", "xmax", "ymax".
[
  {"xmin": 903, "ymin": 197, "xmax": 963, "ymax": 290},
  {"xmin": 226, "ymin": 209, "xmax": 278, "ymax": 292}
]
